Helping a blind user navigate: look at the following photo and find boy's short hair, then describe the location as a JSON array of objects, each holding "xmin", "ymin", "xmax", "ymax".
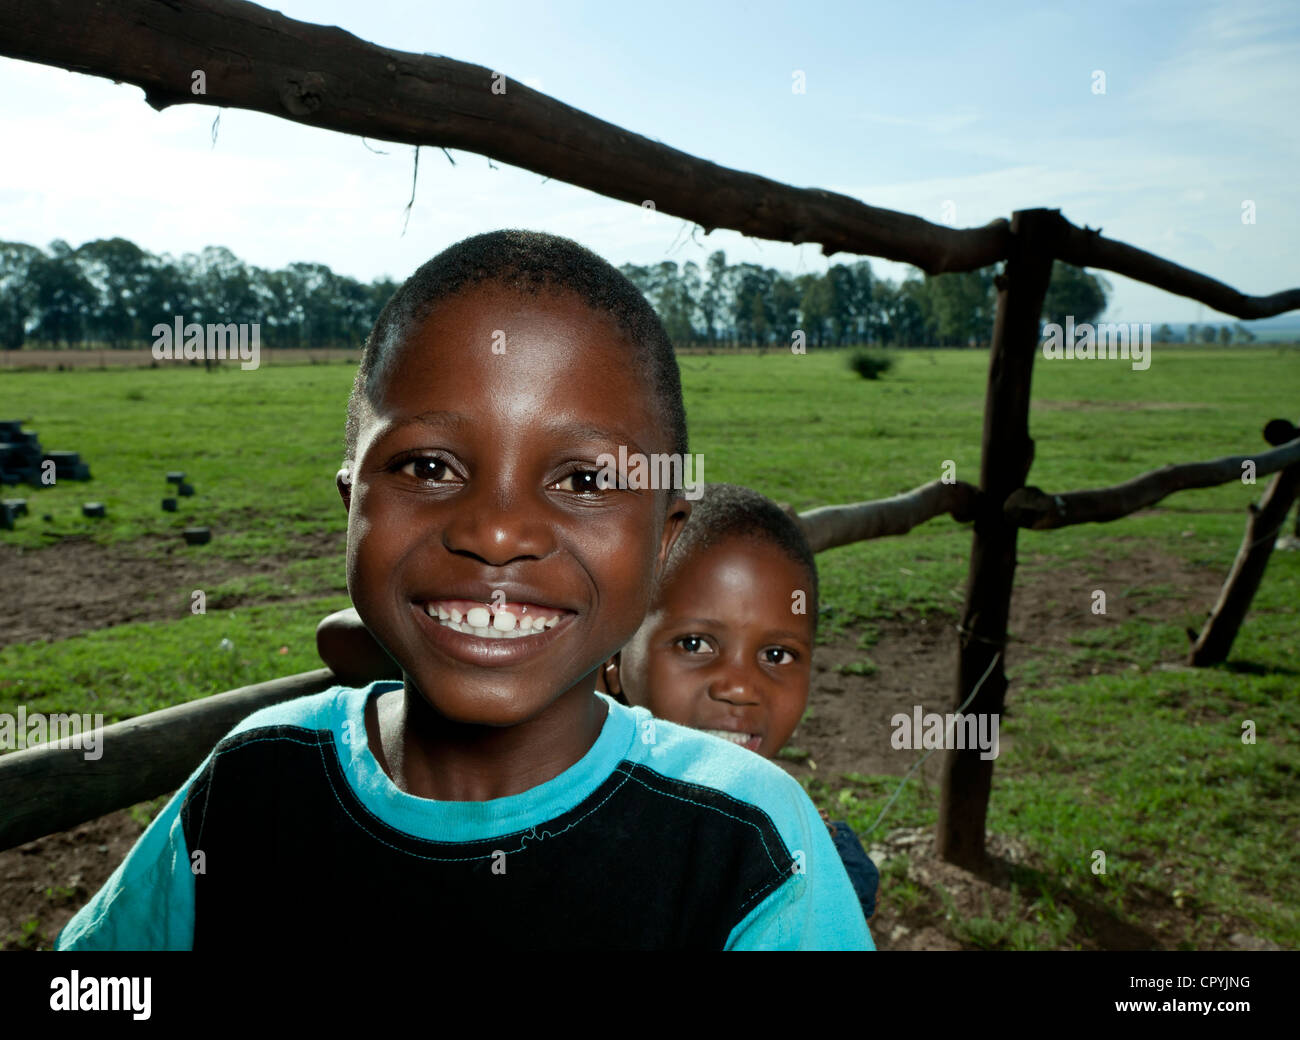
[
  {"xmin": 664, "ymin": 482, "xmax": 819, "ymax": 626},
  {"xmin": 344, "ymin": 229, "xmax": 688, "ymax": 464}
]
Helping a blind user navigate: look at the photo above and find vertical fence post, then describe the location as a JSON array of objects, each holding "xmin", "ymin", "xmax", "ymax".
[{"xmin": 936, "ymin": 208, "xmax": 1062, "ymax": 870}]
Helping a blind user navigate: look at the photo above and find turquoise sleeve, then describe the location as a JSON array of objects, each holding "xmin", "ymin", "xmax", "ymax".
[
  {"xmin": 54, "ymin": 774, "xmax": 200, "ymax": 951},
  {"xmin": 724, "ymin": 799, "xmax": 876, "ymax": 951}
]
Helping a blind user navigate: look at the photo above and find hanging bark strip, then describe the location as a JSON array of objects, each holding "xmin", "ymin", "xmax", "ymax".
[
  {"xmin": 937, "ymin": 209, "xmax": 1063, "ymax": 871},
  {"xmin": 1189, "ymin": 421, "xmax": 1300, "ymax": 667}
]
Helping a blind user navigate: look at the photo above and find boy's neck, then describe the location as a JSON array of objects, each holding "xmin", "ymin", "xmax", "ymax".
[{"xmin": 365, "ymin": 678, "xmax": 607, "ymax": 802}]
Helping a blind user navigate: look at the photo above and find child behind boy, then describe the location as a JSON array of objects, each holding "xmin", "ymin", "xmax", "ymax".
[
  {"xmin": 56, "ymin": 230, "xmax": 872, "ymax": 951},
  {"xmin": 598, "ymin": 482, "xmax": 880, "ymax": 920}
]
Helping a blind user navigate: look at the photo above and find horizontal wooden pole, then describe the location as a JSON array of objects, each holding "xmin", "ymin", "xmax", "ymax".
[
  {"xmin": 1004, "ymin": 436, "xmax": 1300, "ymax": 530},
  {"xmin": 0, "ymin": 668, "xmax": 336, "ymax": 852},
  {"xmin": 796, "ymin": 479, "xmax": 978, "ymax": 553}
]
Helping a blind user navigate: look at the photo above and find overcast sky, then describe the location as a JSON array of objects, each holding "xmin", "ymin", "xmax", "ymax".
[{"xmin": 2, "ymin": 0, "xmax": 1297, "ymax": 325}]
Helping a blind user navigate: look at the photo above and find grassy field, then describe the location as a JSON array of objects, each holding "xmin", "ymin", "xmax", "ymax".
[{"xmin": 2, "ymin": 344, "xmax": 1298, "ymax": 948}]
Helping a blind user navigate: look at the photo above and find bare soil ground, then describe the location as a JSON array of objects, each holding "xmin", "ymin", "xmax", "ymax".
[
  {"xmin": 0, "ymin": 538, "xmax": 1284, "ymax": 950},
  {"xmin": 0, "ymin": 530, "xmax": 345, "ymax": 645}
]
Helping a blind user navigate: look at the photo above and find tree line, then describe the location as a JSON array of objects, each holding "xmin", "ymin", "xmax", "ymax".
[
  {"xmin": 619, "ymin": 254, "xmax": 1112, "ymax": 349},
  {"xmin": 0, "ymin": 235, "xmax": 1132, "ymax": 352},
  {"xmin": 0, "ymin": 238, "xmax": 397, "ymax": 351}
]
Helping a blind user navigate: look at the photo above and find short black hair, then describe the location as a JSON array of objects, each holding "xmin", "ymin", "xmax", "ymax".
[
  {"xmin": 344, "ymin": 229, "xmax": 688, "ymax": 464},
  {"xmin": 663, "ymin": 483, "xmax": 819, "ymax": 627}
]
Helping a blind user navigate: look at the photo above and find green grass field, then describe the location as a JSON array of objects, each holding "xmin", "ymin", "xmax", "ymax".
[{"xmin": 2, "ymin": 345, "xmax": 1298, "ymax": 948}]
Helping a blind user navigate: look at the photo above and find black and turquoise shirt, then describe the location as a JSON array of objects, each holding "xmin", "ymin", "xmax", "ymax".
[{"xmin": 57, "ymin": 684, "xmax": 874, "ymax": 950}]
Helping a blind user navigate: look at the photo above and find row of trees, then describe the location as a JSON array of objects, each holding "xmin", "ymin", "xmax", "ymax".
[
  {"xmin": 620, "ymin": 255, "xmax": 1113, "ymax": 349},
  {"xmin": 1165, "ymin": 323, "xmax": 1257, "ymax": 345},
  {"xmin": 1, "ymin": 236, "xmax": 1129, "ymax": 352},
  {"xmin": 0, "ymin": 239, "xmax": 398, "ymax": 351}
]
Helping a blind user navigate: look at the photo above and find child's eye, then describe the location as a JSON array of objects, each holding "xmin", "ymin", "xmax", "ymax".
[
  {"xmin": 398, "ymin": 457, "xmax": 458, "ymax": 483},
  {"xmin": 674, "ymin": 635, "xmax": 714, "ymax": 655},
  {"xmin": 761, "ymin": 647, "xmax": 797, "ymax": 666},
  {"xmin": 553, "ymin": 468, "xmax": 615, "ymax": 495}
]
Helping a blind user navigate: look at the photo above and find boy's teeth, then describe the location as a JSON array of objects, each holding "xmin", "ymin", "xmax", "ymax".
[
  {"xmin": 493, "ymin": 610, "xmax": 517, "ymax": 631},
  {"xmin": 702, "ymin": 729, "xmax": 756, "ymax": 747},
  {"xmin": 424, "ymin": 601, "xmax": 565, "ymax": 638}
]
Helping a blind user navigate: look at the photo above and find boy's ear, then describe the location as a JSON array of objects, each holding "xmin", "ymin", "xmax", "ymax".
[
  {"xmin": 598, "ymin": 653, "xmax": 623, "ymax": 697},
  {"xmin": 336, "ymin": 466, "xmax": 353, "ymax": 511},
  {"xmin": 654, "ymin": 494, "xmax": 691, "ymax": 579}
]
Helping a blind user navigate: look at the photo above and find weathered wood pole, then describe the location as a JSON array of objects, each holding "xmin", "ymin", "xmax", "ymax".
[
  {"xmin": 1188, "ymin": 420, "xmax": 1300, "ymax": 666},
  {"xmin": 937, "ymin": 208, "xmax": 1063, "ymax": 870},
  {"xmin": 0, "ymin": 668, "xmax": 336, "ymax": 852}
]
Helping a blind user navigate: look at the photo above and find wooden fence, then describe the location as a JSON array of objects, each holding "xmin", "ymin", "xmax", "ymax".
[{"xmin": 1, "ymin": 0, "xmax": 1297, "ymax": 866}]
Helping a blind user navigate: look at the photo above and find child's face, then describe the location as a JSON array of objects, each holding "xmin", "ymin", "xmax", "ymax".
[
  {"xmin": 617, "ymin": 536, "xmax": 814, "ymax": 758},
  {"xmin": 342, "ymin": 281, "xmax": 688, "ymax": 728}
]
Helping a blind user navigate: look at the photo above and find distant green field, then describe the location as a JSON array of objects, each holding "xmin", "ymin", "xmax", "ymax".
[{"xmin": 2, "ymin": 344, "xmax": 1298, "ymax": 947}]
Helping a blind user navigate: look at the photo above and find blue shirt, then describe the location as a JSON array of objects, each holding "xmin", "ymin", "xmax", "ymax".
[{"xmin": 57, "ymin": 683, "xmax": 874, "ymax": 951}]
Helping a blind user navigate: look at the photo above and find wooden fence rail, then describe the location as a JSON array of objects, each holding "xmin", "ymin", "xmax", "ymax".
[
  {"xmin": 0, "ymin": 670, "xmax": 335, "ymax": 852},
  {"xmin": 1003, "ymin": 436, "xmax": 1300, "ymax": 530}
]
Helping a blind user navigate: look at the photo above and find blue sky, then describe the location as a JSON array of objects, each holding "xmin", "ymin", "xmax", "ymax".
[{"xmin": 1, "ymin": 0, "xmax": 1297, "ymax": 324}]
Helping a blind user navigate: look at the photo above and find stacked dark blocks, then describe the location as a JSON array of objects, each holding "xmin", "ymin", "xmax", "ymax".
[{"xmin": 0, "ymin": 422, "xmax": 92, "ymax": 485}]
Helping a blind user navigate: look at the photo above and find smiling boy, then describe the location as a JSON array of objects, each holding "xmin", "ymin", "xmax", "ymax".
[{"xmin": 56, "ymin": 230, "xmax": 872, "ymax": 951}]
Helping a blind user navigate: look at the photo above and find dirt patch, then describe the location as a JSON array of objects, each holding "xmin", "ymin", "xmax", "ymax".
[
  {"xmin": 0, "ymin": 530, "xmax": 346, "ymax": 646},
  {"xmin": 777, "ymin": 543, "xmax": 1227, "ymax": 784},
  {"xmin": 0, "ymin": 805, "xmax": 157, "ymax": 950},
  {"xmin": 0, "ymin": 540, "xmax": 1272, "ymax": 950}
]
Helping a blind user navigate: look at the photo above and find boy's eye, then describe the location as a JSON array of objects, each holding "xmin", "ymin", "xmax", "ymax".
[
  {"xmin": 761, "ymin": 647, "xmax": 796, "ymax": 666},
  {"xmin": 399, "ymin": 457, "xmax": 457, "ymax": 483},
  {"xmin": 674, "ymin": 635, "xmax": 714, "ymax": 655},
  {"xmin": 553, "ymin": 468, "xmax": 615, "ymax": 495}
]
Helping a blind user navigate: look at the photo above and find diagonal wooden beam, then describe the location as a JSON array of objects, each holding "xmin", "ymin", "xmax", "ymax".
[
  {"xmin": 0, "ymin": 0, "xmax": 1009, "ymax": 273},
  {"xmin": 1189, "ymin": 462, "xmax": 1300, "ymax": 666},
  {"xmin": 1057, "ymin": 218, "xmax": 1300, "ymax": 321},
  {"xmin": 1, "ymin": 0, "xmax": 1297, "ymax": 321}
]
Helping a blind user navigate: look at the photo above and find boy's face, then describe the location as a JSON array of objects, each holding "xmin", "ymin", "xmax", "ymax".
[
  {"xmin": 617, "ymin": 536, "xmax": 814, "ymax": 758},
  {"xmin": 342, "ymin": 281, "xmax": 689, "ymax": 728}
]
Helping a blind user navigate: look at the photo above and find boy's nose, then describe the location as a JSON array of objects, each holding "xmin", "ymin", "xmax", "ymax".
[
  {"xmin": 439, "ymin": 486, "xmax": 553, "ymax": 566},
  {"xmin": 707, "ymin": 662, "xmax": 763, "ymax": 706}
]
